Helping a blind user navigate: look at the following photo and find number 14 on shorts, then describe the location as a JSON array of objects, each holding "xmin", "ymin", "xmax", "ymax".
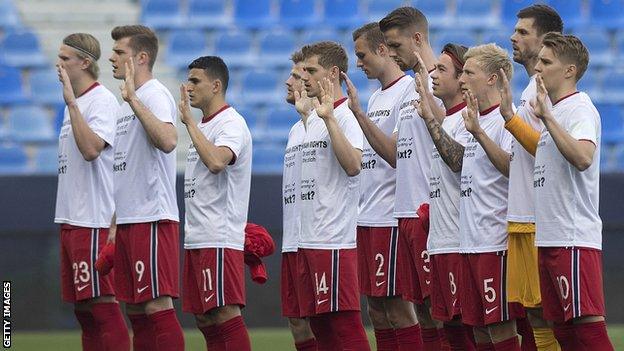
[{"xmin": 315, "ymin": 272, "xmax": 329, "ymax": 305}]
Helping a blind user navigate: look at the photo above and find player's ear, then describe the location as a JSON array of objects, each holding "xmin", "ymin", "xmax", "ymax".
[
  {"xmin": 377, "ymin": 43, "xmax": 386, "ymax": 57},
  {"xmin": 330, "ymin": 66, "xmax": 340, "ymax": 82},
  {"xmin": 488, "ymin": 72, "xmax": 499, "ymax": 87},
  {"xmin": 213, "ymin": 79, "xmax": 223, "ymax": 95},
  {"xmin": 137, "ymin": 51, "xmax": 149, "ymax": 67},
  {"xmin": 564, "ymin": 64, "xmax": 577, "ymax": 80}
]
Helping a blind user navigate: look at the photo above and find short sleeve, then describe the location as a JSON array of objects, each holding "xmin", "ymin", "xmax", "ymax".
[
  {"xmin": 339, "ymin": 110, "xmax": 364, "ymax": 150},
  {"xmin": 86, "ymin": 95, "xmax": 118, "ymax": 146},
  {"xmin": 143, "ymin": 90, "xmax": 175, "ymax": 124},
  {"xmin": 214, "ymin": 117, "xmax": 247, "ymax": 158},
  {"xmin": 568, "ymin": 106, "xmax": 599, "ymax": 145}
]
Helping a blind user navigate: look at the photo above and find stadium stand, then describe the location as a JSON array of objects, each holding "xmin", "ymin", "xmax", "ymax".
[{"xmin": 2, "ymin": 0, "xmax": 624, "ymax": 174}]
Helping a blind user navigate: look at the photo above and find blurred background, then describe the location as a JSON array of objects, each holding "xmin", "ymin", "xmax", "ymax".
[{"xmin": 0, "ymin": 0, "xmax": 623, "ymax": 348}]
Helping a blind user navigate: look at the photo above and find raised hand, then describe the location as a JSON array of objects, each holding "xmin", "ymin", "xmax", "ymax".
[
  {"xmin": 178, "ymin": 84, "xmax": 194, "ymax": 125},
  {"xmin": 294, "ymin": 87, "xmax": 313, "ymax": 117},
  {"xmin": 341, "ymin": 71, "xmax": 363, "ymax": 115},
  {"xmin": 57, "ymin": 65, "xmax": 76, "ymax": 106},
  {"xmin": 498, "ymin": 68, "xmax": 514, "ymax": 121},
  {"xmin": 120, "ymin": 57, "xmax": 137, "ymax": 102},
  {"xmin": 312, "ymin": 77, "xmax": 335, "ymax": 121},
  {"xmin": 413, "ymin": 51, "xmax": 428, "ymax": 84},
  {"xmin": 462, "ymin": 89, "xmax": 482, "ymax": 135},
  {"xmin": 530, "ymin": 74, "xmax": 551, "ymax": 121},
  {"xmin": 413, "ymin": 72, "xmax": 435, "ymax": 121}
]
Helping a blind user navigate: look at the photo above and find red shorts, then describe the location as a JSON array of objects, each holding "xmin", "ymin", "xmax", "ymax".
[
  {"xmin": 357, "ymin": 226, "xmax": 403, "ymax": 297},
  {"xmin": 281, "ymin": 251, "xmax": 302, "ymax": 317},
  {"xmin": 430, "ymin": 253, "xmax": 462, "ymax": 322},
  {"xmin": 538, "ymin": 247, "xmax": 606, "ymax": 323},
  {"xmin": 460, "ymin": 252, "xmax": 523, "ymax": 327},
  {"xmin": 183, "ymin": 247, "xmax": 245, "ymax": 314},
  {"xmin": 114, "ymin": 220, "xmax": 180, "ymax": 304},
  {"xmin": 296, "ymin": 248, "xmax": 360, "ymax": 317},
  {"xmin": 397, "ymin": 217, "xmax": 431, "ymax": 303},
  {"xmin": 60, "ymin": 225, "xmax": 115, "ymax": 303}
]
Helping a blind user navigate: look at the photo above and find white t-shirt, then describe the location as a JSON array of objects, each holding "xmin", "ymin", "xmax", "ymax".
[
  {"xmin": 507, "ymin": 76, "xmax": 549, "ymax": 223},
  {"xmin": 459, "ymin": 106, "xmax": 513, "ymax": 253},
  {"xmin": 298, "ymin": 98, "xmax": 364, "ymax": 249},
  {"xmin": 534, "ymin": 92, "xmax": 602, "ymax": 249},
  {"xmin": 282, "ymin": 119, "xmax": 305, "ymax": 253},
  {"xmin": 55, "ymin": 83, "xmax": 117, "ymax": 228},
  {"xmin": 393, "ymin": 78, "xmax": 439, "ymax": 218},
  {"xmin": 113, "ymin": 79, "xmax": 179, "ymax": 224},
  {"xmin": 184, "ymin": 106, "xmax": 252, "ymax": 250},
  {"xmin": 358, "ymin": 75, "xmax": 411, "ymax": 227},
  {"xmin": 427, "ymin": 103, "xmax": 471, "ymax": 255}
]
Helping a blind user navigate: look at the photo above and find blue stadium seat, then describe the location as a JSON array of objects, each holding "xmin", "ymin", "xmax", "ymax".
[
  {"xmin": 597, "ymin": 103, "xmax": 624, "ymax": 143},
  {"xmin": 577, "ymin": 30, "xmax": 614, "ymax": 66},
  {"xmin": 188, "ymin": 0, "xmax": 231, "ymax": 29},
  {"xmin": 34, "ymin": 145, "xmax": 59, "ymax": 174},
  {"xmin": 258, "ymin": 31, "xmax": 297, "ymax": 69},
  {"xmin": 577, "ymin": 70, "xmax": 601, "ymax": 101},
  {"xmin": 0, "ymin": 29, "xmax": 47, "ymax": 68},
  {"xmin": 0, "ymin": 143, "xmax": 28, "ymax": 174},
  {"xmin": 266, "ymin": 106, "xmax": 295, "ymax": 134},
  {"xmin": 412, "ymin": 0, "xmax": 449, "ymax": 29},
  {"xmin": 214, "ymin": 31, "xmax": 254, "ymax": 69},
  {"xmin": 433, "ymin": 30, "xmax": 477, "ymax": 51},
  {"xmin": 481, "ymin": 32, "xmax": 513, "ymax": 53},
  {"xmin": 241, "ymin": 69, "xmax": 281, "ymax": 106},
  {"xmin": 0, "ymin": 65, "xmax": 28, "ymax": 105},
  {"xmin": 234, "ymin": 0, "xmax": 274, "ymax": 30},
  {"xmin": 7, "ymin": 106, "xmax": 55, "ymax": 143},
  {"xmin": 252, "ymin": 144, "xmax": 284, "ymax": 174},
  {"xmin": 0, "ymin": 0, "xmax": 20, "ymax": 29},
  {"xmin": 367, "ymin": 0, "xmax": 406, "ymax": 21},
  {"xmin": 166, "ymin": 30, "xmax": 207, "ymax": 70},
  {"xmin": 548, "ymin": 0, "xmax": 586, "ymax": 29},
  {"xmin": 302, "ymin": 29, "xmax": 348, "ymax": 47},
  {"xmin": 589, "ymin": 0, "xmax": 624, "ymax": 30},
  {"xmin": 501, "ymin": 0, "xmax": 537, "ymax": 23},
  {"xmin": 141, "ymin": 0, "xmax": 183, "ymax": 30},
  {"xmin": 323, "ymin": 0, "xmax": 364, "ymax": 29},
  {"xmin": 279, "ymin": 0, "xmax": 320, "ymax": 29},
  {"xmin": 601, "ymin": 69, "xmax": 624, "ymax": 103},
  {"xmin": 455, "ymin": 0, "xmax": 499, "ymax": 30},
  {"xmin": 29, "ymin": 69, "xmax": 64, "ymax": 105}
]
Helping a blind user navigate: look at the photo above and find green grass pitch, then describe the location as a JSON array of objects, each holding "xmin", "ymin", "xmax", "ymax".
[{"xmin": 10, "ymin": 326, "xmax": 624, "ymax": 350}]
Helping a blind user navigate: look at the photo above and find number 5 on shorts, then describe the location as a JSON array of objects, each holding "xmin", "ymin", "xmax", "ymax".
[{"xmin": 484, "ymin": 278, "xmax": 496, "ymax": 303}]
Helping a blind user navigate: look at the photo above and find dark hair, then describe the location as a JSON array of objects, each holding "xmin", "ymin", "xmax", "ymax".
[
  {"xmin": 290, "ymin": 50, "xmax": 304, "ymax": 64},
  {"xmin": 301, "ymin": 41, "xmax": 348, "ymax": 81},
  {"xmin": 441, "ymin": 43, "xmax": 469, "ymax": 76},
  {"xmin": 379, "ymin": 7, "xmax": 429, "ymax": 35},
  {"xmin": 188, "ymin": 56, "xmax": 230, "ymax": 92},
  {"xmin": 542, "ymin": 32, "xmax": 589, "ymax": 81},
  {"xmin": 111, "ymin": 25, "xmax": 159, "ymax": 70},
  {"xmin": 517, "ymin": 4, "xmax": 563, "ymax": 35},
  {"xmin": 352, "ymin": 22, "xmax": 386, "ymax": 53}
]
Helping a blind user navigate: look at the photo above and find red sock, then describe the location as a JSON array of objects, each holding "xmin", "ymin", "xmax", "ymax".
[
  {"xmin": 439, "ymin": 328, "xmax": 451, "ymax": 351},
  {"xmin": 374, "ymin": 328, "xmax": 398, "ymax": 351},
  {"xmin": 295, "ymin": 338, "xmax": 318, "ymax": 351},
  {"xmin": 217, "ymin": 315, "xmax": 251, "ymax": 351},
  {"xmin": 422, "ymin": 327, "xmax": 441, "ymax": 351},
  {"xmin": 199, "ymin": 324, "xmax": 225, "ymax": 351},
  {"xmin": 553, "ymin": 323, "xmax": 580, "ymax": 350},
  {"xmin": 327, "ymin": 311, "xmax": 370, "ymax": 351},
  {"xmin": 574, "ymin": 321, "xmax": 614, "ymax": 351},
  {"xmin": 493, "ymin": 336, "xmax": 521, "ymax": 351},
  {"xmin": 395, "ymin": 324, "xmax": 423, "ymax": 351},
  {"xmin": 476, "ymin": 342, "xmax": 496, "ymax": 351},
  {"xmin": 515, "ymin": 318, "xmax": 536, "ymax": 351},
  {"xmin": 91, "ymin": 303, "xmax": 130, "ymax": 351},
  {"xmin": 148, "ymin": 309, "xmax": 184, "ymax": 351},
  {"xmin": 128, "ymin": 314, "xmax": 157, "ymax": 351},
  {"xmin": 74, "ymin": 310, "xmax": 102, "ymax": 351},
  {"xmin": 444, "ymin": 324, "xmax": 476, "ymax": 351},
  {"xmin": 309, "ymin": 314, "xmax": 342, "ymax": 350}
]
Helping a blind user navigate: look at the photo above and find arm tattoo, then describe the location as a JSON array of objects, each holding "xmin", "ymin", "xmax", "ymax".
[{"xmin": 425, "ymin": 118, "xmax": 465, "ymax": 172}]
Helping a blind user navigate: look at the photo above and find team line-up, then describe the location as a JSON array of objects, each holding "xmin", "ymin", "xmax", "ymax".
[{"xmin": 52, "ymin": 3, "xmax": 614, "ymax": 351}]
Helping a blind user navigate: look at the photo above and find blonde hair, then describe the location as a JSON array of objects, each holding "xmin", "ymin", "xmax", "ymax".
[
  {"xmin": 464, "ymin": 43, "xmax": 513, "ymax": 87},
  {"xmin": 63, "ymin": 33, "xmax": 101, "ymax": 79}
]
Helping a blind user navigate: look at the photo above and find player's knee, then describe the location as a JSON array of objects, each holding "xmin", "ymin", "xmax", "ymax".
[
  {"xmin": 288, "ymin": 318, "xmax": 314, "ymax": 341},
  {"xmin": 125, "ymin": 303, "xmax": 145, "ymax": 315},
  {"xmin": 526, "ymin": 308, "xmax": 550, "ymax": 328},
  {"xmin": 473, "ymin": 326, "xmax": 491, "ymax": 344},
  {"xmin": 385, "ymin": 298, "xmax": 417, "ymax": 328},
  {"xmin": 573, "ymin": 315, "xmax": 604, "ymax": 324},
  {"xmin": 209, "ymin": 304, "xmax": 241, "ymax": 325},
  {"xmin": 414, "ymin": 302, "xmax": 436, "ymax": 328},
  {"xmin": 194, "ymin": 313, "xmax": 213, "ymax": 327},
  {"xmin": 488, "ymin": 319, "xmax": 518, "ymax": 343},
  {"xmin": 144, "ymin": 296, "xmax": 173, "ymax": 315}
]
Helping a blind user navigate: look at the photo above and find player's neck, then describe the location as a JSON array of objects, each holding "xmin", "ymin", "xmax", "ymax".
[
  {"xmin": 442, "ymin": 94, "xmax": 465, "ymax": 112},
  {"xmin": 332, "ymin": 82, "xmax": 344, "ymax": 101},
  {"xmin": 133, "ymin": 70, "xmax": 153, "ymax": 91},
  {"xmin": 548, "ymin": 82, "xmax": 577, "ymax": 105},
  {"xmin": 477, "ymin": 90, "xmax": 501, "ymax": 113},
  {"xmin": 202, "ymin": 96, "xmax": 227, "ymax": 118},
  {"xmin": 378, "ymin": 66, "xmax": 405, "ymax": 89},
  {"xmin": 72, "ymin": 77, "xmax": 97, "ymax": 97},
  {"xmin": 413, "ymin": 46, "xmax": 437, "ymax": 73},
  {"xmin": 522, "ymin": 57, "xmax": 538, "ymax": 77}
]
